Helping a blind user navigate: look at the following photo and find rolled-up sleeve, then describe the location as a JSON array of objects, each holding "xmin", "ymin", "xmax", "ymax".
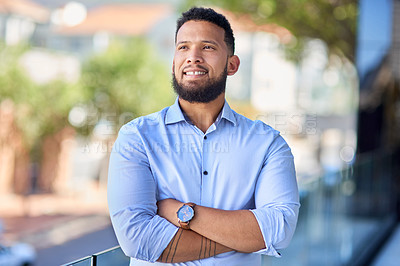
[
  {"xmin": 250, "ymin": 135, "xmax": 300, "ymax": 257},
  {"xmin": 107, "ymin": 124, "xmax": 178, "ymax": 262}
]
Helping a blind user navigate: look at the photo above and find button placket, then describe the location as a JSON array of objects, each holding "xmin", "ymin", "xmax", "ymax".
[
  {"xmin": 202, "ymin": 134, "xmax": 208, "ymax": 177},
  {"xmin": 201, "ymin": 133, "xmax": 209, "ymax": 205}
]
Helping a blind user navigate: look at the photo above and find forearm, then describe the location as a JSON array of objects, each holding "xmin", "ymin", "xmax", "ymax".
[
  {"xmin": 157, "ymin": 228, "xmax": 233, "ymax": 263},
  {"xmin": 157, "ymin": 199, "xmax": 265, "ymax": 253},
  {"xmin": 190, "ymin": 206, "xmax": 265, "ymax": 253}
]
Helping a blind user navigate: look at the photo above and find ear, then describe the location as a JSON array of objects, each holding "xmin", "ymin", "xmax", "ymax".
[{"xmin": 227, "ymin": 55, "xmax": 240, "ymax": 76}]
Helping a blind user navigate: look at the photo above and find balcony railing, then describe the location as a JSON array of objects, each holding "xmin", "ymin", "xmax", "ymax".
[
  {"xmin": 63, "ymin": 246, "xmax": 129, "ymax": 266},
  {"xmin": 65, "ymin": 150, "xmax": 399, "ymax": 266}
]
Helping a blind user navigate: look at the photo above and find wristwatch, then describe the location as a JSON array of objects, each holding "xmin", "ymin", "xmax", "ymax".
[{"xmin": 177, "ymin": 202, "xmax": 196, "ymax": 229}]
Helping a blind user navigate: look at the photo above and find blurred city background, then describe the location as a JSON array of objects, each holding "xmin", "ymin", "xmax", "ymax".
[{"xmin": 0, "ymin": 0, "xmax": 399, "ymax": 265}]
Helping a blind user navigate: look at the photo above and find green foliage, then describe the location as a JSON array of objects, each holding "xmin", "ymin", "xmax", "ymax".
[
  {"xmin": 78, "ymin": 37, "xmax": 174, "ymax": 135},
  {"xmin": 0, "ymin": 37, "xmax": 174, "ymax": 160},
  {"xmin": 0, "ymin": 44, "xmax": 32, "ymax": 102},
  {"xmin": 181, "ymin": 0, "xmax": 357, "ymax": 62},
  {"xmin": 0, "ymin": 43, "xmax": 84, "ymax": 159}
]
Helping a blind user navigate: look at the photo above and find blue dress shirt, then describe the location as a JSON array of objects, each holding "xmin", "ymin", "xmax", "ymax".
[{"xmin": 108, "ymin": 98, "xmax": 300, "ymax": 266}]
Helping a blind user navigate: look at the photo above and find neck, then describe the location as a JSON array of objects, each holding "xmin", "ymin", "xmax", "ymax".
[{"xmin": 178, "ymin": 93, "xmax": 225, "ymax": 133}]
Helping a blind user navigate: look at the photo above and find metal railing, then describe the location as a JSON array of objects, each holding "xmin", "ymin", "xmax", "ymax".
[
  {"xmin": 65, "ymin": 150, "xmax": 399, "ymax": 266},
  {"xmin": 63, "ymin": 246, "xmax": 129, "ymax": 266}
]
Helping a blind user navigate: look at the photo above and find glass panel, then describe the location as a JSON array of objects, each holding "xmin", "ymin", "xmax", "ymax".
[
  {"xmin": 94, "ymin": 246, "xmax": 130, "ymax": 266},
  {"xmin": 356, "ymin": 0, "xmax": 392, "ymax": 81},
  {"xmin": 62, "ymin": 256, "xmax": 92, "ymax": 266},
  {"xmin": 261, "ymin": 152, "xmax": 398, "ymax": 266}
]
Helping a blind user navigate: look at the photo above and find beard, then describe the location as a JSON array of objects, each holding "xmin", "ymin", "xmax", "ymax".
[{"xmin": 172, "ymin": 66, "xmax": 228, "ymax": 103}]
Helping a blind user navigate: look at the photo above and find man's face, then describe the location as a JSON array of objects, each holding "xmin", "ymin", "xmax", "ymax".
[{"xmin": 172, "ymin": 20, "xmax": 231, "ymax": 103}]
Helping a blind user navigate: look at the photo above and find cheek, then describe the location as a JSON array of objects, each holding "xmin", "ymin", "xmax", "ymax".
[
  {"xmin": 172, "ymin": 63, "xmax": 181, "ymax": 80},
  {"xmin": 173, "ymin": 52, "xmax": 184, "ymax": 63},
  {"xmin": 214, "ymin": 61, "xmax": 227, "ymax": 74},
  {"xmin": 172, "ymin": 61, "xmax": 179, "ymax": 75},
  {"xmin": 173, "ymin": 57, "xmax": 183, "ymax": 72},
  {"xmin": 209, "ymin": 55, "xmax": 226, "ymax": 68}
]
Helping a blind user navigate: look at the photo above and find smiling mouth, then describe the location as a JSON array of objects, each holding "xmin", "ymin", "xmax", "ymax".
[{"xmin": 184, "ymin": 71, "xmax": 207, "ymax": 76}]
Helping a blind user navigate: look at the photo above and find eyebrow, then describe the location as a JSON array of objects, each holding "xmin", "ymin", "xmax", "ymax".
[
  {"xmin": 176, "ymin": 40, "xmax": 219, "ymax": 46},
  {"xmin": 202, "ymin": 40, "xmax": 218, "ymax": 46}
]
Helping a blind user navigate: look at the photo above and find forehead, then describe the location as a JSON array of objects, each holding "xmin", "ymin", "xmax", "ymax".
[{"xmin": 176, "ymin": 20, "xmax": 226, "ymax": 44}]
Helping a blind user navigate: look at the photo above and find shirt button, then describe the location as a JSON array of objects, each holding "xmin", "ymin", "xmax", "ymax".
[
  {"xmin": 203, "ymin": 171, "xmax": 208, "ymax": 175},
  {"xmin": 204, "ymin": 135, "xmax": 207, "ymax": 140}
]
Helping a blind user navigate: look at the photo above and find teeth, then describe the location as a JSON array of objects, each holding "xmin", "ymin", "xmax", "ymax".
[{"xmin": 186, "ymin": 71, "xmax": 206, "ymax": 75}]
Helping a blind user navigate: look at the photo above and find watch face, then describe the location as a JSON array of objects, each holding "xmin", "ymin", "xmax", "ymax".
[{"xmin": 177, "ymin": 205, "xmax": 194, "ymax": 222}]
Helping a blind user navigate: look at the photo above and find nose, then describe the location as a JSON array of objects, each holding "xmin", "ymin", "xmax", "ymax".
[{"xmin": 186, "ymin": 49, "xmax": 203, "ymax": 64}]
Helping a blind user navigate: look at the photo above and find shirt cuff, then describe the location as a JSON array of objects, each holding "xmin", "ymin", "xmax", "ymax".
[
  {"xmin": 249, "ymin": 209, "xmax": 282, "ymax": 258},
  {"xmin": 139, "ymin": 218, "xmax": 180, "ymax": 262},
  {"xmin": 254, "ymin": 246, "xmax": 281, "ymax": 257}
]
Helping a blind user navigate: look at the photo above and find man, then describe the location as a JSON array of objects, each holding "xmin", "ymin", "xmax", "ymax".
[{"xmin": 108, "ymin": 7, "xmax": 300, "ymax": 265}]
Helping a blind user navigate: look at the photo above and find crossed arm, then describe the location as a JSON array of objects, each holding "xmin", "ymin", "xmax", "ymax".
[
  {"xmin": 108, "ymin": 126, "xmax": 299, "ymax": 263},
  {"xmin": 156, "ymin": 199, "xmax": 265, "ymax": 263},
  {"xmin": 156, "ymin": 227, "xmax": 231, "ymax": 263}
]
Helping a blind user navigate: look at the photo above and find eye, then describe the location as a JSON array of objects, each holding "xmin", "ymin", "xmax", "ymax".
[
  {"xmin": 204, "ymin": 45, "xmax": 214, "ymax": 50},
  {"xmin": 178, "ymin": 45, "xmax": 187, "ymax": 50}
]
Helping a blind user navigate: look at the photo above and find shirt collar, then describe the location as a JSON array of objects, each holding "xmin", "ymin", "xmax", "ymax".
[
  {"xmin": 165, "ymin": 97, "xmax": 237, "ymax": 126},
  {"xmin": 220, "ymin": 100, "xmax": 237, "ymax": 126},
  {"xmin": 165, "ymin": 97, "xmax": 186, "ymax": 125}
]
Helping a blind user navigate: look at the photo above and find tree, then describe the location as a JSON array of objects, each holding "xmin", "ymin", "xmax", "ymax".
[
  {"xmin": 0, "ymin": 44, "xmax": 81, "ymax": 154},
  {"xmin": 182, "ymin": 0, "xmax": 357, "ymax": 62},
  {"xmin": 0, "ymin": 37, "xmax": 174, "ymax": 193},
  {"xmin": 77, "ymin": 37, "xmax": 174, "ymax": 136},
  {"xmin": 0, "ymin": 43, "xmax": 83, "ymax": 193}
]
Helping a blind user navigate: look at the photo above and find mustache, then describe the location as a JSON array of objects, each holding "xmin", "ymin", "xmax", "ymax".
[{"xmin": 182, "ymin": 65, "xmax": 209, "ymax": 72}]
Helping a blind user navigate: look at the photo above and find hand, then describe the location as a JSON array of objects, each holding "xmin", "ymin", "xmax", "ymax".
[{"xmin": 157, "ymin": 198, "xmax": 183, "ymax": 227}]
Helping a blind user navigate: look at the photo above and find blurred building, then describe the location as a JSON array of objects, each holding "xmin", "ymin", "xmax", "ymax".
[
  {"xmin": 0, "ymin": 0, "xmax": 49, "ymax": 45},
  {"xmin": 48, "ymin": 3, "xmax": 173, "ymax": 58}
]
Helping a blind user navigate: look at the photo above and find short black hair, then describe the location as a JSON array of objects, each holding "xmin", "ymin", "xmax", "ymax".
[{"xmin": 175, "ymin": 7, "xmax": 235, "ymax": 55}]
